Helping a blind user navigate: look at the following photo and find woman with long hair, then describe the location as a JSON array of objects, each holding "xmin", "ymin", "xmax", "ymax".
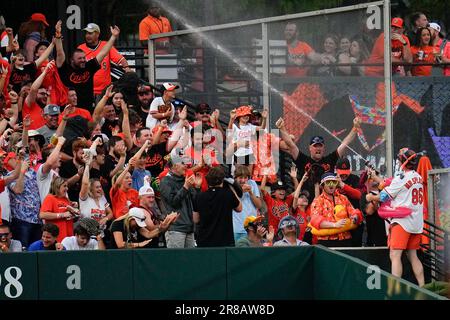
[
  {"xmin": 110, "ymin": 207, "xmax": 178, "ymax": 249},
  {"xmin": 79, "ymin": 154, "xmax": 113, "ymax": 235},
  {"xmin": 410, "ymin": 27, "xmax": 436, "ymax": 76},
  {"xmin": 39, "ymin": 176, "xmax": 79, "ymax": 242},
  {"xmin": 18, "ymin": 13, "xmax": 49, "ymax": 62},
  {"xmin": 337, "ymin": 37, "xmax": 370, "ymax": 76}
]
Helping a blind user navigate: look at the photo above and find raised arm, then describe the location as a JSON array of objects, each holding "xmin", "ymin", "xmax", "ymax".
[
  {"xmin": 34, "ymin": 40, "xmax": 55, "ymax": 68},
  {"xmin": 275, "ymin": 117, "xmax": 299, "ymax": 160},
  {"xmin": 96, "ymin": 26, "xmax": 120, "ymax": 64},
  {"xmin": 26, "ymin": 61, "xmax": 55, "ymax": 106},
  {"xmin": 120, "ymin": 100, "xmax": 133, "ymax": 150},
  {"xmin": 41, "ymin": 136, "xmax": 65, "ymax": 175},
  {"xmin": 292, "ymin": 171, "xmax": 308, "ymax": 209},
  {"xmin": 79, "ymin": 156, "xmax": 91, "ymax": 201},
  {"xmin": 337, "ymin": 117, "xmax": 361, "ymax": 157},
  {"xmin": 54, "ymin": 21, "xmax": 65, "ymax": 68},
  {"xmin": 92, "ymin": 85, "xmax": 113, "ymax": 123}
]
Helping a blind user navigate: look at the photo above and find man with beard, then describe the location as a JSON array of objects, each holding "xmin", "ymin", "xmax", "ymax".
[
  {"xmin": 284, "ymin": 22, "xmax": 322, "ymax": 77},
  {"xmin": 78, "ymin": 22, "xmax": 130, "ymax": 97},
  {"xmin": 56, "ymin": 23, "xmax": 121, "ymax": 110},
  {"xmin": 37, "ymin": 104, "xmax": 60, "ymax": 145},
  {"xmin": 23, "ymin": 62, "xmax": 55, "ymax": 130},
  {"xmin": 134, "ymin": 84, "xmax": 153, "ymax": 124},
  {"xmin": 276, "ymin": 117, "xmax": 361, "ymax": 203},
  {"xmin": 59, "ymin": 139, "xmax": 87, "ymax": 202}
]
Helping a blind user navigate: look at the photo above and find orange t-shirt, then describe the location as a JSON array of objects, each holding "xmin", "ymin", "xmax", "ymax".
[
  {"xmin": 110, "ymin": 186, "xmax": 139, "ymax": 219},
  {"xmin": 139, "ymin": 15, "xmax": 172, "ymax": 44},
  {"xmin": 58, "ymin": 107, "xmax": 93, "ymax": 123},
  {"xmin": 286, "ymin": 41, "xmax": 314, "ymax": 77},
  {"xmin": 78, "ymin": 41, "xmax": 125, "ymax": 95},
  {"xmin": 40, "ymin": 194, "xmax": 73, "ymax": 242},
  {"xmin": 22, "ymin": 100, "xmax": 46, "ymax": 130},
  {"xmin": 410, "ymin": 45, "xmax": 435, "ymax": 76}
]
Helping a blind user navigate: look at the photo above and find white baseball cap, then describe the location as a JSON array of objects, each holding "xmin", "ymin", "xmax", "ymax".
[
  {"xmin": 139, "ymin": 185, "xmax": 155, "ymax": 197},
  {"xmin": 428, "ymin": 22, "xmax": 441, "ymax": 33},
  {"xmin": 128, "ymin": 208, "xmax": 147, "ymax": 228},
  {"xmin": 83, "ymin": 23, "xmax": 100, "ymax": 33}
]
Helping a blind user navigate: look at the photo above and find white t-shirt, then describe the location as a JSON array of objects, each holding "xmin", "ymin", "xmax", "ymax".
[
  {"xmin": 61, "ymin": 236, "xmax": 98, "ymax": 250},
  {"xmin": 0, "ymin": 186, "xmax": 11, "ymax": 222},
  {"xmin": 7, "ymin": 239, "xmax": 23, "ymax": 252},
  {"xmin": 37, "ymin": 165, "xmax": 58, "ymax": 203},
  {"xmin": 79, "ymin": 195, "xmax": 109, "ymax": 220},
  {"xmin": 232, "ymin": 123, "xmax": 257, "ymax": 157},
  {"xmin": 145, "ymin": 97, "xmax": 175, "ymax": 130},
  {"xmin": 384, "ymin": 170, "xmax": 424, "ymax": 234}
]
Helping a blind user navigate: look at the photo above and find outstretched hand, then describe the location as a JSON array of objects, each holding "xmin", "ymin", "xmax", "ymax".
[{"xmin": 110, "ymin": 25, "xmax": 120, "ymax": 37}]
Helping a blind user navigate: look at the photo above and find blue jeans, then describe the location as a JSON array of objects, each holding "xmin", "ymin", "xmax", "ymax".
[{"xmin": 10, "ymin": 218, "xmax": 42, "ymax": 249}]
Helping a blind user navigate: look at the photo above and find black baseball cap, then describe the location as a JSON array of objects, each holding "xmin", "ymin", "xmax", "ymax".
[
  {"xmin": 271, "ymin": 181, "xmax": 287, "ymax": 191},
  {"xmin": 310, "ymin": 136, "xmax": 325, "ymax": 146},
  {"xmin": 195, "ymin": 103, "xmax": 211, "ymax": 114}
]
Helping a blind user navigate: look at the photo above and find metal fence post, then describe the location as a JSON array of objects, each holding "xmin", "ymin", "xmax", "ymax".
[
  {"xmin": 261, "ymin": 22, "xmax": 270, "ymax": 126},
  {"xmin": 148, "ymin": 38, "xmax": 155, "ymax": 85},
  {"xmin": 383, "ymin": 0, "xmax": 394, "ymax": 177}
]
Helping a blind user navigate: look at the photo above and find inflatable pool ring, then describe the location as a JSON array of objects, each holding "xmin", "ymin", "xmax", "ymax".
[
  {"xmin": 378, "ymin": 201, "xmax": 412, "ymax": 219},
  {"xmin": 308, "ymin": 219, "xmax": 358, "ymax": 236},
  {"xmin": 334, "ymin": 205, "xmax": 347, "ymax": 220}
]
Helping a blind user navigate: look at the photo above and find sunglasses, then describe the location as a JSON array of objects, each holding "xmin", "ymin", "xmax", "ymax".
[
  {"xmin": 198, "ymin": 110, "xmax": 210, "ymax": 115},
  {"xmin": 138, "ymin": 91, "xmax": 151, "ymax": 96},
  {"xmin": 324, "ymin": 181, "xmax": 339, "ymax": 187}
]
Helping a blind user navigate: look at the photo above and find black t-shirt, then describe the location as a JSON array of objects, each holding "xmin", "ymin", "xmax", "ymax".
[
  {"xmin": 109, "ymin": 218, "xmax": 154, "ymax": 249},
  {"xmin": 57, "ymin": 59, "xmax": 100, "ymax": 110},
  {"xmin": 59, "ymin": 160, "xmax": 83, "ymax": 202},
  {"xmin": 360, "ymin": 192, "xmax": 387, "ymax": 247},
  {"xmin": 101, "ymin": 118, "xmax": 120, "ymax": 138},
  {"xmin": 144, "ymin": 143, "xmax": 168, "ymax": 178},
  {"xmin": 10, "ymin": 63, "xmax": 36, "ymax": 92},
  {"xmin": 193, "ymin": 186, "xmax": 240, "ymax": 247},
  {"xmin": 294, "ymin": 150, "xmax": 339, "ymax": 202},
  {"xmin": 130, "ymin": 105, "xmax": 149, "ymax": 125}
]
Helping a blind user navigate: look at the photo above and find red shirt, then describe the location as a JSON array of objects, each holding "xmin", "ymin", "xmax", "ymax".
[
  {"xmin": 262, "ymin": 190, "xmax": 292, "ymax": 235},
  {"xmin": 22, "ymin": 100, "xmax": 46, "ymax": 130},
  {"xmin": 58, "ymin": 107, "xmax": 93, "ymax": 123},
  {"xmin": 40, "ymin": 194, "xmax": 73, "ymax": 242},
  {"xmin": 410, "ymin": 45, "xmax": 435, "ymax": 76},
  {"xmin": 292, "ymin": 206, "xmax": 311, "ymax": 242}
]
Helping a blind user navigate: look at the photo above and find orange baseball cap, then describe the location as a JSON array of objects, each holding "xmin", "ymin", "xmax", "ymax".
[
  {"xmin": 391, "ymin": 17, "xmax": 404, "ymax": 28},
  {"xmin": 30, "ymin": 13, "xmax": 49, "ymax": 26},
  {"xmin": 236, "ymin": 105, "xmax": 252, "ymax": 118}
]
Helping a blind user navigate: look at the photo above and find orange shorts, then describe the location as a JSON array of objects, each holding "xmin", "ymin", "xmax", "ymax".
[{"xmin": 388, "ymin": 223, "xmax": 421, "ymax": 250}]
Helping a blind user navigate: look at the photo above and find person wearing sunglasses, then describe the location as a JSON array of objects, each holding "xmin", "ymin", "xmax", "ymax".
[
  {"xmin": 273, "ymin": 215, "xmax": 309, "ymax": 247},
  {"xmin": 0, "ymin": 220, "xmax": 23, "ymax": 252},
  {"xmin": 310, "ymin": 172, "xmax": 362, "ymax": 247}
]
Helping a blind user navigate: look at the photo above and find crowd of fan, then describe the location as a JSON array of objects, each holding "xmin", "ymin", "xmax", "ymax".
[{"xmin": 0, "ymin": 8, "xmax": 434, "ymax": 253}]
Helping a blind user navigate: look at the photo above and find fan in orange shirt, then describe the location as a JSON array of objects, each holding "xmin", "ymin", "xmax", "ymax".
[
  {"xmin": 139, "ymin": 6, "xmax": 172, "ymax": 54},
  {"xmin": 39, "ymin": 177, "xmax": 78, "ymax": 242},
  {"xmin": 78, "ymin": 23, "xmax": 130, "ymax": 95},
  {"xmin": 410, "ymin": 27, "xmax": 436, "ymax": 76}
]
